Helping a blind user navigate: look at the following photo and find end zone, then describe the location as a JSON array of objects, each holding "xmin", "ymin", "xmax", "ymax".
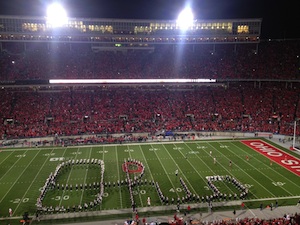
[{"xmin": 241, "ymin": 140, "xmax": 300, "ymax": 176}]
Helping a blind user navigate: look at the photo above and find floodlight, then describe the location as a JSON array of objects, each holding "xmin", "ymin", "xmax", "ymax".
[
  {"xmin": 49, "ymin": 79, "xmax": 216, "ymax": 84},
  {"xmin": 46, "ymin": 3, "xmax": 68, "ymax": 27},
  {"xmin": 177, "ymin": 7, "xmax": 194, "ymax": 30}
]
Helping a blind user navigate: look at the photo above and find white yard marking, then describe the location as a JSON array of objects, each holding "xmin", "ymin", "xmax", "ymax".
[{"xmin": 115, "ymin": 145, "xmax": 123, "ymax": 208}]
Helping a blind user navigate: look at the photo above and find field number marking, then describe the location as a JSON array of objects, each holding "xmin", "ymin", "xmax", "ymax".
[
  {"xmin": 95, "ymin": 193, "xmax": 109, "ymax": 197},
  {"xmin": 169, "ymin": 188, "xmax": 182, "ymax": 192},
  {"xmin": 189, "ymin": 151, "xmax": 199, "ymax": 154},
  {"xmin": 272, "ymin": 182, "xmax": 285, "ymax": 187},
  {"xmin": 43, "ymin": 153, "xmax": 55, "ymax": 156},
  {"xmin": 49, "ymin": 157, "xmax": 65, "ymax": 161},
  {"xmin": 173, "ymin": 147, "xmax": 183, "ymax": 150},
  {"xmin": 52, "ymin": 195, "xmax": 70, "ymax": 201},
  {"xmin": 220, "ymin": 145, "xmax": 229, "ymax": 148},
  {"xmin": 11, "ymin": 198, "xmax": 29, "ymax": 204},
  {"xmin": 124, "ymin": 149, "xmax": 134, "ymax": 152},
  {"xmin": 132, "ymin": 190, "xmax": 146, "ymax": 195},
  {"xmin": 97, "ymin": 151, "xmax": 108, "ymax": 154},
  {"xmin": 149, "ymin": 148, "xmax": 159, "ymax": 151}
]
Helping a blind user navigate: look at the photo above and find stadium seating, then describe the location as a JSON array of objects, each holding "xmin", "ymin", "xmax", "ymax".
[
  {"xmin": 0, "ymin": 40, "xmax": 299, "ymax": 80},
  {"xmin": 0, "ymin": 41, "xmax": 300, "ymax": 225},
  {"xmin": 0, "ymin": 81, "xmax": 299, "ymax": 140},
  {"xmin": 0, "ymin": 40, "xmax": 300, "ymax": 140}
]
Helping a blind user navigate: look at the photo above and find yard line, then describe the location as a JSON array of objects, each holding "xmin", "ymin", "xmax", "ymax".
[
  {"xmin": 0, "ymin": 151, "xmax": 18, "ymax": 181},
  {"xmin": 231, "ymin": 142, "xmax": 297, "ymax": 194},
  {"xmin": 235, "ymin": 141, "xmax": 300, "ymax": 189},
  {"xmin": 115, "ymin": 145, "xmax": 123, "ymax": 208},
  {"xmin": 196, "ymin": 142, "xmax": 254, "ymax": 196},
  {"xmin": 0, "ymin": 151, "xmax": 14, "ymax": 166},
  {"xmin": 224, "ymin": 141, "xmax": 295, "ymax": 197},
  {"xmin": 59, "ymin": 147, "xmax": 81, "ymax": 207},
  {"xmin": 79, "ymin": 147, "xmax": 93, "ymax": 205},
  {"xmin": 208, "ymin": 142, "xmax": 276, "ymax": 197},
  {"xmin": 135, "ymin": 178, "xmax": 144, "ymax": 206},
  {"xmin": 182, "ymin": 143, "xmax": 241, "ymax": 196},
  {"xmin": 0, "ymin": 150, "xmax": 30, "ymax": 183},
  {"xmin": 163, "ymin": 143, "xmax": 198, "ymax": 194},
  {"xmin": 138, "ymin": 145, "xmax": 156, "ymax": 184},
  {"xmin": 138, "ymin": 144, "xmax": 161, "ymax": 206},
  {"xmin": 14, "ymin": 148, "xmax": 56, "ymax": 214},
  {"xmin": 126, "ymin": 145, "xmax": 143, "ymax": 208},
  {"xmin": 150, "ymin": 144, "xmax": 180, "ymax": 198},
  {"xmin": 0, "ymin": 149, "xmax": 37, "ymax": 211},
  {"xmin": 180, "ymin": 143, "xmax": 215, "ymax": 185},
  {"xmin": 99, "ymin": 145, "xmax": 106, "ymax": 211}
]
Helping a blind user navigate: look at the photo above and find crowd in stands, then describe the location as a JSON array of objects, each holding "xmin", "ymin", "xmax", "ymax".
[
  {"xmin": 0, "ymin": 40, "xmax": 299, "ymax": 80},
  {"xmin": 0, "ymin": 39, "xmax": 300, "ymax": 140},
  {"xmin": 182, "ymin": 213, "xmax": 300, "ymax": 225},
  {"xmin": 1, "ymin": 40, "xmax": 299, "ymax": 225},
  {"xmin": 0, "ymin": 82, "xmax": 299, "ymax": 140}
]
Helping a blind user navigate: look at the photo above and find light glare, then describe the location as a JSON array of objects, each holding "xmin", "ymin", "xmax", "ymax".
[
  {"xmin": 177, "ymin": 7, "xmax": 194, "ymax": 30},
  {"xmin": 49, "ymin": 79, "xmax": 216, "ymax": 84},
  {"xmin": 46, "ymin": 3, "xmax": 68, "ymax": 27}
]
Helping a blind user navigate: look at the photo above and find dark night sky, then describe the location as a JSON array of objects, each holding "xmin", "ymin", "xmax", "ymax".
[{"xmin": 0, "ymin": 0, "xmax": 299, "ymax": 39}]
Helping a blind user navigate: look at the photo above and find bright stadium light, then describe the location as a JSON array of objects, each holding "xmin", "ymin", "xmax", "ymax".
[
  {"xmin": 46, "ymin": 3, "xmax": 68, "ymax": 27},
  {"xmin": 177, "ymin": 7, "xmax": 194, "ymax": 30},
  {"xmin": 49, "ymin": 79, "xmax": 216, "ymax": 84}
]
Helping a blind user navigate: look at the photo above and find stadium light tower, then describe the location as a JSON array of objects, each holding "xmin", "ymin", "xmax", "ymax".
[
  {"xmin": 46, "ymin": 2, "xmax": 68, "ymax": 28},
  {"xmin": 177, "ymin": 6, "xmax": 194, "ymax": 30}
]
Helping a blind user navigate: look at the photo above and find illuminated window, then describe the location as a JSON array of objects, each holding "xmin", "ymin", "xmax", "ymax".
[{"xmin": 237, "ymin": 25, "xmax": 249, "ymax": 34}]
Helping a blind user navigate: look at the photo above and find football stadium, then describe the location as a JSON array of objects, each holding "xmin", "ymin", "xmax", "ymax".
[{"xmin": 0, "ymin": 2, "xmax": 300, "ymax": 225}]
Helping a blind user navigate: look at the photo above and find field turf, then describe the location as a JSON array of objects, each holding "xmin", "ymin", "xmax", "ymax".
[{"xmin": 0, "ymin": 138, "xmax": 299, "ymax": 218}]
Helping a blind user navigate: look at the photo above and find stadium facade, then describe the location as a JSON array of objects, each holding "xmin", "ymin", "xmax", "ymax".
[
  {"xmin": 0, "ymin": 15, "xmax": 299, "ymax": 140},
  {"xmin": 0, "ymin": 15, "xmax": 261, "ymax": 46},
  {"xmin": 0, "ymin": 15, "xmax": 263, "ymax": 87}
]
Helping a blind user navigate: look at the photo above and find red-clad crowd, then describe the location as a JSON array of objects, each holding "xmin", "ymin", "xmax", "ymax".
[
  {"xmin": 164, "ymin": 212, "xmax": 300, "ymax": 225},
  {"xmin": 0, "ymin": 81, "xmax": 299, "ymax": 140},
  {"xmin": 0, "ymin": 40, "xmax": 299, "ymax": 80},
  {"xmin": 208, "ymin": 214, "xmax": 299, "ymax": 225},
  {"xmin": 0, "ymin": 40, "xmax": 300, "ymax": 139},
  {"xmin": 234, "ymin": 215, "xmax": 299, "ymax": 225}
]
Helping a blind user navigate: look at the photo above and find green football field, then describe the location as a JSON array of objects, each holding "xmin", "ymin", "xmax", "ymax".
[{"xmin": 0, "ymin": 138, "xmax": 299, "ymax": 218}]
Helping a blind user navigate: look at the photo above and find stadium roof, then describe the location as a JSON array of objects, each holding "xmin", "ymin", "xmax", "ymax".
[
  {"xmin": 0, "ymin": 15, "xmax": 262, "ymax": 45},
  {"xmin": 0, "ymin": 0, "xmax": 298, "ymax": 39}
]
